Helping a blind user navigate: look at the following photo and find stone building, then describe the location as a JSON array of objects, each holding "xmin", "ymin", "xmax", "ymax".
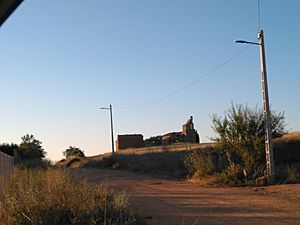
[
  {"xmin": 182, "ymin": 116, "xmax": 198, "ymax": 142},
  {"xmin": 161, "ymin": 116, "xmax": 199, "ymax": 144},
  {"xmin": 116, "ymin": 134, "xmax": 145, "ymax": 150}
]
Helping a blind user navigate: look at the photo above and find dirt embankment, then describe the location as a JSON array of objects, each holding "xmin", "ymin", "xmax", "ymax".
[{"xmin": 74, "ymin": 168, "xmax": 300, "ymax": 225}]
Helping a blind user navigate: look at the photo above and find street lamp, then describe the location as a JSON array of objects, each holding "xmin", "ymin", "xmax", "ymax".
[
  {"xmin": 235, "ymin": 29, "xmax": 275, "ymax": 184},
  {"xmin": 101, "ymin": 104, "xmax": 115, "ymax": 155},
  {"xmin": 0, "ymin": 0, "xmax": 23, "ymax": 27}
]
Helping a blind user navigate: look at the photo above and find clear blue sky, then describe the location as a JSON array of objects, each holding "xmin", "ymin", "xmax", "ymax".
[{"xmin": 1, "ymin": 0, "xmax": 299, "ymax": 161}]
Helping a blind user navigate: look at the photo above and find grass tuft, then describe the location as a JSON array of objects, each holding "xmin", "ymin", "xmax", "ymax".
[{"xmin": 0, "ymin": 168, "xmax": 143, "ymax": 225}]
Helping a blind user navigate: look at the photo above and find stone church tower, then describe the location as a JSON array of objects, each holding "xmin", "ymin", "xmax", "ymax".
[{"xmin": 182, "ymin": 116, "xmax": 198, "ymax": 143}]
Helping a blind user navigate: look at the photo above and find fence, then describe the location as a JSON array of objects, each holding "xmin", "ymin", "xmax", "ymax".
[{"xmin": 0, "ymin": 151, "xmax": 14, "ymax": 192}]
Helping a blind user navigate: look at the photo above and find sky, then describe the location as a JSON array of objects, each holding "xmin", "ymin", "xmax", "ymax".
[{"xmin": 0, "ymin": 0, "xmax": 299, "ymax": 161}]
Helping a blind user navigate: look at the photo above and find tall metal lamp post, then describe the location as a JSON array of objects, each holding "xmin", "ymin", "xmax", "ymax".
[
  {"xmin": 0, "ymin": 0, "xmax": 23, "ymax": 27},
  {"xmin": 101, "ymin": 104, "xmax": 115, "ymax": 155},
  {"xmin": 235, "ymin": 29, "xmax": 275, "ymax": 184}
]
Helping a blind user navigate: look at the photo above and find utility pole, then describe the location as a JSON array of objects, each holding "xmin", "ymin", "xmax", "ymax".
[
  {"xmin": 235, "ymin": 29, "xmax": 275, "ymax": 184},
  {"xmin": 258, "ymin": 30, "xmax": 275, "ymax": 184},
  {"xmin": 109, "ymin": 104, "xmax": 115, "ymax": 155},
  {"xmin": 101, "ymin": 104, "xmax": 115, "ymax": 155}
]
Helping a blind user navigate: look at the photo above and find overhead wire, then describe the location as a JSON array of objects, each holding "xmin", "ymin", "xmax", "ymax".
[{"xmin": 116, "ymin": 45, "xmax": 250, "ymax": 110}]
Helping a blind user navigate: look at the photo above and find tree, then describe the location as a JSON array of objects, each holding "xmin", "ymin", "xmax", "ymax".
[
  {"xmin": 63, "ymin": 146, "xmax": 85, "ymax": 159},
  {"xmin": 211, "ymin": 103, "xmax": 286, "ymax": 182},
  {"xmin": 144, "ymin": 136, "xmax": 162, "ymax": 147},
  {"xmin": 195, "ymin": 131, "xmax": 200, "ymax": 143},
  {"xmin": 19, "ymin": 134, "xmax": 46, "ymax": 159},
  {"xmin": 0, "ymin": 143, "xmax": 18, "ymax": 157}
]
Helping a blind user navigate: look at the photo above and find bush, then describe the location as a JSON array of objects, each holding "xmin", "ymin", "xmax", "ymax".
[
  {"xmin": 16, "ymin": 159, "xmax": 52, "ymax": 169},
  {"xmin": 213, "ymin": 165, "xmax": 245, "ymax": 186},
  {"xmin": 144, "ymin": 136, "xmax": 162, "ymax": 147},
  {"xmin": 0, "ymin": 143, "xmax": 18, "ymax": 157},
  {"xmin": 0, "ymin": 169, "xmax": 142, "ymax": 225},
  {"xmin": 184, "ymin": 148, "xmax": 228, "ymax": 179},
  {"xmin": 211, "ymin": 103, "xmax": 286, "ymax": 184},
  {"xmin": 285, "ymin": 165, "xmax": 300, "ymax": 183},
  {"xmin": 18, "ymin": 134, "xmax": 46, "ymax": 160},
  {"xmin": 63, "ymin": 146, "xmax": 85, "ymax": 159},
  {"xmin": 276, "ymin": 164, "xmax": 300, "ymax": 184}
]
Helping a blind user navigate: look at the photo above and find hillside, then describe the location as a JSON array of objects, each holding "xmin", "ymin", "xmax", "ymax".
[{"xmin": 56, "ymin": 132, "xmax": 300, "ymax": 181}]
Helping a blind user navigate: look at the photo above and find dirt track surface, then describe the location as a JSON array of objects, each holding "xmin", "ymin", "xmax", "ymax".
[{"xmin": 74, "ymin": 168, "xmax": 300, "ymax": 225}]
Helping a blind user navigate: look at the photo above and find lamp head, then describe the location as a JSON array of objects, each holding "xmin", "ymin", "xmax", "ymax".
[{"xmin": 235, "ymin": 40, "xmax": 247, "ymax": 44}]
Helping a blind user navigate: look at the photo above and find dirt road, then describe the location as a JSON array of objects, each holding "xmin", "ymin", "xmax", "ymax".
[{"xmin": 75, "ymin": 168, "xmax": 300, "ymax": 225}]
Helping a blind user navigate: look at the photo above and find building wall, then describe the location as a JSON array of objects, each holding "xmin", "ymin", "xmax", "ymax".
[
  {"xmin": 182, "ymin": 116, "xmax": 198, "ymax": 143},
  {"xmin": 161, "ymin": 132, "xmax": 185, "ymax": 145},
  {"xmin": 160, "ymin": 116, "xmax": 199, "ymax": 145},
  {"xmin": 116, "ymin": 134, "xmax": 145, "ymax": 150},
  {"xmin": 0, "ymin": 151, "xmax": 14, "ymax": 192}
]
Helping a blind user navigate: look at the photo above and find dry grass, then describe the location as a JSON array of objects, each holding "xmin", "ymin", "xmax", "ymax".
[
  {"xmin": 84, "ymin": 143, "xmax": 218, "ymax": 178},
  {"xmin": 0, "ymin": 168, "xmax": 143, "ymax": 225},
  {"xmin": 55, "ymin": 133, "xmax": 300, "ymax": 183},
  {"xmin": 117, "ymin": 143, "xmax": 216, "ymax": 155},
  {"xmin": 274, "ymin": 131, "xmax": 300, "ymax": 142},
  {"xmin": 273, "ymin": 132, "xmax": 300, "ymax": 165},
  {"xmin": 56, "ymin": 143, "xmax": 217, "ymax": 178}
]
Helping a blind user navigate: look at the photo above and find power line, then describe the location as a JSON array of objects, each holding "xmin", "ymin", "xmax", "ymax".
[{"xmin": 116, "ymin": 45, "xmax": 250, "ymax": 110}]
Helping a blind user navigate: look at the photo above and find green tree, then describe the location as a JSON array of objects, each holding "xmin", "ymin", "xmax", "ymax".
[
  {"xmin": 0, "ymin": 143, "xmax": 18, "ymax": 157},
  {"xmin": 212, "ymin": 103, "xmax": 286, "ymax": 182},
  {"xmin": 195, "ymin": 131, "xmax": 200, "ymax": 143},
  {"xmin": 63, "ymin": 146, "xmax": 85, "ymax": 158},
  {"xmin": 144, "ymin": 136, "xmax": 162, "ymax": 147},
  {"xmin": 19, "ymin": 134, "xmax": 46, "ymax": 159}
]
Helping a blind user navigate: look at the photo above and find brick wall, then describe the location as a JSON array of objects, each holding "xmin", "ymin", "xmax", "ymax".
[{"xmin": 116, "ymin": 134, "xmax": 145, "ymax": 150}]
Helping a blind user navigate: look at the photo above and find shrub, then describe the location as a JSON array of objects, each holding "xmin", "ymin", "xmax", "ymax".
[
  {"xmin": 144, "ymin": 136, "xmax": 162, "ymax": 147},
  {"xmin": 184, "ymin": 148, "xmax": 228, "ymax": 178},
  {"xmin": 0, "ymin": 143, "xmax": 18, "ymax": 157},
  {"xmin": 276, "ymin": 164, "xmax": 300, "ymax": 184},
  {"xmin": 18, "ymin": 134, "xmax": 46, "ymax": 160},
  {"xmin": 211, "ymin": 103, "xmax": 286, "ymax": 183},
  {"xmin": 63, "ymin": 146, "xmax": 85, "ymax": 159},
  {"xmin": 0, "ymin": 168, "xmax": 142, "ymax": 225},
  {"xmin": 16, "ymin": 159, "xmax": 52, "ymax": 169},
  {"xmin": 285, "ymin": 165, "xmax": 300, "ymax": 183},
  {"xmin": 213, "ymin": 165, "xmax": 245, "ymax": 186}
]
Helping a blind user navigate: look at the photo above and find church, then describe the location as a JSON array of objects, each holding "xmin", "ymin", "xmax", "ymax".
[
  {"xmin": 161, "ymin": 116, "xmax": 200, "ymax": 144},
  {"xmin": 116, "ymin": 116, "xmax": 200, "ymax": 150}
]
